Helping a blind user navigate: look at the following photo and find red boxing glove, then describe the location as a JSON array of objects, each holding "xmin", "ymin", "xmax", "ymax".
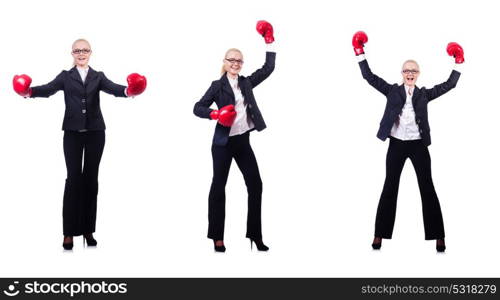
[
  {"xmin": 210, "ymin": 104, "xmax": 236, "ymax": 127},
  {"xmin": 446, "ymin": 42, "xmax": 464, "ymax": 64},
  {"xmin": 352, "ymin": 31, "xmax": 368, "ymax": 55},
  {"xmin": 256, "ymin": 20, "xmax": 275, "ymax": 44},
  {"xmin": 126, "ymin": 73, "xmax": 147, "ymax": 96},
  {"xmin": 13, "ymin": 74, "xmax": 33, "ymax": 97}
]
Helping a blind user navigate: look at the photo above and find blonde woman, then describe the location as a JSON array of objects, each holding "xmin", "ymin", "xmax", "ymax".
[
  {"xmin": 13, "ymin": 39, "xmax": 147, "ymax": 250},
  {"xmin": 352, "ymin": 31, "xmax": 464, "ymax": 252},
  {"xmin": 194, "ymin": 21, "xmax": 276, "ymax": 252}
]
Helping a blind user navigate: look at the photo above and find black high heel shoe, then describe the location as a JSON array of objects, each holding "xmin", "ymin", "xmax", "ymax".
[
  {"xmin": 436, "ymin": 239, "xmax": 446, "ymax": 252},
  {"xmin": 83, "ymin": 234, "xmax": 98, "ymax": 247},
  {"xmin": 213, "ymin": 240, "xmax": 226, "ymax": 252},
  {"xmin": 371, "ymin": 237, "xmax": 382, "ymax": 250},
  {"xmin": 63, "ymin": 236, "xmax": 73, "ymax": 250},
  {"xmin": 250, "ymin": 239, "xmax": 269, "ymax": 251}
]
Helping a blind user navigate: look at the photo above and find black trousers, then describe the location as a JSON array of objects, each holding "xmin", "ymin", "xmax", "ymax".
[
  {"xmin": 62, "ymin": 130, "xmax": 105, "ymax": 236},
  {"xmin": 375, "ymin": 137, "xmax": 445, "ymax": 240},
  {"xmin": 208, "ymin": 132, "xmax": 263, "ymax": 240}
]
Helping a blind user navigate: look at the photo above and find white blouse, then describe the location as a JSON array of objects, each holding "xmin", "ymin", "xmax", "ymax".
[
  {"xmin": 227, "ymin": 74, "xmax": 255, "ymax": 136},
  {"xmin": 390, "ymin": 85, "xmax": 422, "ymax": 140}
]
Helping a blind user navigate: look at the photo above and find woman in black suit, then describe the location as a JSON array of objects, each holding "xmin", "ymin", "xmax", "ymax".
[
  {"xmin": 13, "ymin": 38, "xmax": 147, "ymax": 250},
  {"xmin": 193, "ymin": 21, "xmax": 276, "ymax": 252},
  {"xmin": 352, "ymin": 31, "xmax": 464, "ymax": 252}
]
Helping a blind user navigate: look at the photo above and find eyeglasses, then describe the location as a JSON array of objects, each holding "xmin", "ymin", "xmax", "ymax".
[
  {"xmin": 402, "ymin": 69, "xmax": 419, "ymax": 74},
  {"xmin": 225, "ymin": 58, "xmax": 244, "ymax": 65},
  {"xmin": 72, "ymin": 48, "xmax": 91, "ymax": 55}
]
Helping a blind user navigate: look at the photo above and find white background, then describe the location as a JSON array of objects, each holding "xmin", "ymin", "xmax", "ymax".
[{"xmin": 0, "ymin": 0, "xmax": 499, "ymax": 277}]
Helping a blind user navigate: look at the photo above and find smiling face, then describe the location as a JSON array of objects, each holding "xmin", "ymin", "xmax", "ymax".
[
  {"xmin": 401, "ymin": 60, "xmax": 420, "ymax": 87},
  {"xmin": 72, "ymin": 39, "xmax": 92, "ymax": 68},
  {"xmin": 223, "ymin": 49, "xmax": 244, "ymax": 78}
]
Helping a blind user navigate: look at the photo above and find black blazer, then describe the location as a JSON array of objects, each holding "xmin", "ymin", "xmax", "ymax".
[
  {"xmin": 358, "ymin": 59, "xmax": 461, "ymax": 146},
  {"xmin": 31, "ymin": 66, "xmax": 127, "ymax": 131},
  {"xmin": 193, "ymin": 51, "xmax": 276, "ymax": 146}
]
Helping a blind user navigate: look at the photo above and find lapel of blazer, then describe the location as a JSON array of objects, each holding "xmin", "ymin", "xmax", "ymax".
[
  {"xmin": 398, "ymin": 84, "xmax": 406, "ymax": 102},
  {"xmin": 398, "ymin": 84, "xmax": 421, "ymax": 108},
  {"xmin": 69, "ymin": 66, "xmax": 84, "ymax": 86},
  {"xmin": 397, "ymin": 84, "xmax": 407, "ymax": 111},
  {"xmin": 69, "ymin": 66, "xmax": 97, "ymax": 88},
  {"xmin": 237, "ymin": 75, "xmax": 249, "ymax": 102},
  {"xmin": 411, "ymin": 86, "xmax": 421, "ymax": 108},
  {"xmin": 220, "ymin": 73, "xmax": 236, "ymax": 105},
  {"xmin": 85, "ymin": 67, "xmax": 97, "ymax": 87}
]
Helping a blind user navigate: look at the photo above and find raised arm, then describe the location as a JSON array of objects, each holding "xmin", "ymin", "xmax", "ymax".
[
  {"xmin": 427, "ymin": 42, "xmax": 464, "ymax": 101},
  {"xmin": 248, "ymin": 20, "xmax": 276, "ymax": 88},
  {"xmin": 353, "ymin": 31, "xmax": 393, "ymax": 96}
]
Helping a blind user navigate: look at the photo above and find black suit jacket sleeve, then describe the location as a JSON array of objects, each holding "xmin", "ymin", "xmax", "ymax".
[
  {"xmin": 359, "ymin": 59, "xmax": 393, "ymax": 96},
  {"xmin": 99, "ymin": 72, "xmax": 127, "ymax": 97},
  {"xmin": 425, "ymin": 70, "xmax": 461, "ymax": 102},
  {"xmin": 193, "ymin": 81, "xmax": 219, "ymax": 119},
  {"xmin": 248, "ymin": 51, "xmax": 276, "ymax": 88},
  {"xmin": 30, "ymin": 72, "xmax": 65, "ymax": 98}
]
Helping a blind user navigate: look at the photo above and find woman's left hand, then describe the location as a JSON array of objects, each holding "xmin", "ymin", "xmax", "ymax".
[
  {"xmin": 126, "ymin": 73, "xmax": 147, "ymax": 97},
  {"xmin": 256, "ymin": 20, "xmax": 274, "ymax": 44}
]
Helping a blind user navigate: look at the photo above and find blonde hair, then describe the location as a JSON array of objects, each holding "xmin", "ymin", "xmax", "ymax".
[
  {"xmin": 221, "ymin": 48, "xmax": 243, "ymax": 75},
  {"xmin": 72, "ymin": 38, "xmax": 92, "ymax": 67},
  {"xmin": 401, "ymin": 59, "xmax": 420, "ymax": 71}
]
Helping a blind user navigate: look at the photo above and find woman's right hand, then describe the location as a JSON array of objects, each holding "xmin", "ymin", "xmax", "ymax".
[
  {"xmin": 13, "ymin": 74, "xmax": 32, "ymax": 97},
  {"xmin": 210, "ymin": 105, "xmax": 236, "ymax": 127}
]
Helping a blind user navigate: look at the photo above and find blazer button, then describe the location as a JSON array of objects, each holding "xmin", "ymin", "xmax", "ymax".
[
  {"xmin": 249, "ymin": 104, "xmax": 252, "ymax": 108},
  {"xmin": 82, "ymin": 109, "xmax": 87, "ymax": 114},
  {"xmin": 419, "ymin": 129, "xmax": 423, "ymax": 133}
]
